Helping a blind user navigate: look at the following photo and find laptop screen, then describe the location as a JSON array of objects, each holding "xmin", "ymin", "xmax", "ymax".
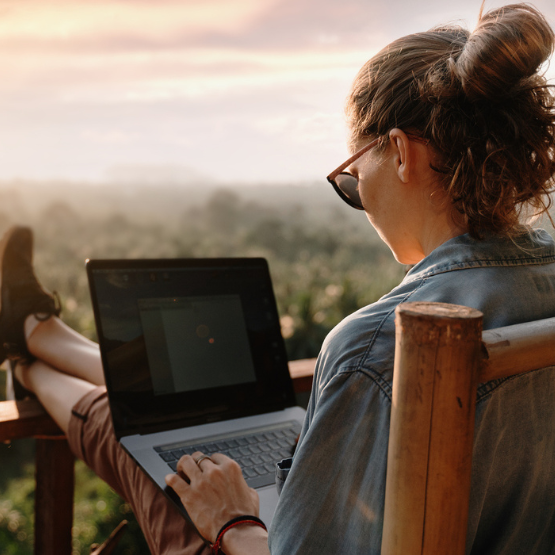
[
  {"xmin": 86, "ymin": 258, "xmax": 296, "ymax": 438},
  {"xmin": 138, "ymin": 294, "xmax": 256, "ymax": 395}
]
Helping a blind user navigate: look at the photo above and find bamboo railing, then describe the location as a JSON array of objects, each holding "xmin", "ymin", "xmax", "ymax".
[{"xmin": 381, "ymin": 302, "xmax": 555, "ymax": 555}]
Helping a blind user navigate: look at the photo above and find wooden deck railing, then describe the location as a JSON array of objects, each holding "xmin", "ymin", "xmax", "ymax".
[
  {"xmin": 0, "ymin": 360, "xmax": 318, "ymax": 555},
  {"xmin": 2, "ymin": 306, "xmax": 555, "ymax": 555}
]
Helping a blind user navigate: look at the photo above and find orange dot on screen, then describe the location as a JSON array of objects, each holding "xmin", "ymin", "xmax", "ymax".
[{"xmin": 209, "ymin": 338, "xmax": 215, "ymax": 344}]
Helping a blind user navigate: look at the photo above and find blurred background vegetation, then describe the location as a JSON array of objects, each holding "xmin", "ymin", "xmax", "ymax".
[{"xmin": 0, "ymin": 176, "xmax": 503, "ymax": 553}]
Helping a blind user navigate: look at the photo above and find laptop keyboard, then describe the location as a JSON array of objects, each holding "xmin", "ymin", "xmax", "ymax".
[{"xmin": 154, "ymin": 421, "xmax": 300, "ymax": 488}]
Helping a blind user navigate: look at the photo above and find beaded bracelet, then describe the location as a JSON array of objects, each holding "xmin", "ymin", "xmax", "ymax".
[{"xmin": 211, "ymin": 515, "xmax": 267, "ymax": 554}]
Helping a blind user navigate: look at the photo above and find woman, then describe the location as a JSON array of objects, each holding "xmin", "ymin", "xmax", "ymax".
[{"xmin": 6, "ymin": 3, "xmax": 555, "ymax": 554}]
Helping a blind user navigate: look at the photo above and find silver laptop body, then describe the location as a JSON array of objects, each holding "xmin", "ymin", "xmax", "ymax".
[{"xmin": 86, "ymin": 257, "xmax": 306, "ymax": 534}]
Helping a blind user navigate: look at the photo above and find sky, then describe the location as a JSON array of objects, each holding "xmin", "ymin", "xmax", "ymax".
[{"xmin": 0, "ymin": 0, "xmax": 554, "ymax": 185}]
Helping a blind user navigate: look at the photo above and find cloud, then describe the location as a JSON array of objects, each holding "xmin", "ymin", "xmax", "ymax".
[
  {"xmin": 0, "ymin": 0, "xmax": 460, "ymax": 56},
  {"xmin": 2, "ymin": 0, "xmax": 554, "ymax": 55},
  {"xmin": 0, "ymin": 0, "xmax": 553, "ymax": 182},
  {"xmin": 252, "ymin": 112, "xmax": 347, "ymax": 146},
  {"xmin": 0, "ymin": 0, "xmax": 379, "ymax": 106},
  {"xmin": 0, "ymin": 0, "xmax": 270, "ymax": 44}
]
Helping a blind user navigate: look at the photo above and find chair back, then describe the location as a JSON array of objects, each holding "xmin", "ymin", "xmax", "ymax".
[{"xmin": 381, "ymin": 302, "xmax": 555, "ymax": 555}]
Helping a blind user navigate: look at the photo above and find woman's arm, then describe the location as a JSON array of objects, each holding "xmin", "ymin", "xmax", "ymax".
[{"xmin": 165, "ymin": 452, "xmax": 271, "ymax": 555}]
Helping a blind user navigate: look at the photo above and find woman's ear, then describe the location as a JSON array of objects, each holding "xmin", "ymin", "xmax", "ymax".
[{"xmin": 389, "ymin": 128, "xmax": 411, "ymax": 183}]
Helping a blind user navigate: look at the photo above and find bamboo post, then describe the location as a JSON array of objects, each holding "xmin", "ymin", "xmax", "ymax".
[{"xmin": 381, "ymin": 302, "xmax": 483, "ymax": 555}]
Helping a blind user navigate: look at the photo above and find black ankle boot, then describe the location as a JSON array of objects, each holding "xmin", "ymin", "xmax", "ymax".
[{"xmin": 0, "ymin": 226, "xmax": 61, "ymax": 365}]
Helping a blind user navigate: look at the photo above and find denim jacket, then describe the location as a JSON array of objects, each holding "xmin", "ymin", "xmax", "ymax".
[{"xmin": 269, "ymin": 229, "xmax": 555, "ymax": 555}]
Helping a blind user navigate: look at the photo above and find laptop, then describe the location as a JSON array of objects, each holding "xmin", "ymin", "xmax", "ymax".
[{"xmin": 86, "ymin": 257, "xmax": 306, "ymax": 534}]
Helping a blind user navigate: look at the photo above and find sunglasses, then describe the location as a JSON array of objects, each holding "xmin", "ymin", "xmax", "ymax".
[{"xmin": 326, "ymin": 133, "xmax": 429, "ymax": 210}]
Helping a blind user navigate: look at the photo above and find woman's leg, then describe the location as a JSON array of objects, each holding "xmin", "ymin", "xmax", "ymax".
[
  {"xmin": 14, "ymin": 358, "xmax": 97, "ymax": 434},
  {"xmin": 12, "ymin": 314, "xmax": 105, "ymax": 434},
  {"xmin": 25, "ymin": 314, "xmax": 104, "ymax": 386}
]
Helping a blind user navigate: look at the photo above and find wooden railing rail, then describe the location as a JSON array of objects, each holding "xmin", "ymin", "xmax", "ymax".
[{"xmin": 481, "ymin": 317, "xmax": 555, "ymax": 382}]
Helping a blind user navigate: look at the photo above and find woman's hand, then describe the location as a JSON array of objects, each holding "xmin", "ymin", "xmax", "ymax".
[{"xmin": 165, "ymin": 451, "xmax": 261, "ymax": 543}]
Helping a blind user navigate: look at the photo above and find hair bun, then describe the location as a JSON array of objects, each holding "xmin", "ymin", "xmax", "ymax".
[{"xmin": 454, "ymin": 4, "xmax": 554, "ymax": 101}]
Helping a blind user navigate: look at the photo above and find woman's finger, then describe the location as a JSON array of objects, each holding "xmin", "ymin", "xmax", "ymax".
[
  {"xmin": 191, "ymin": 451, "xmax": 216, "ymax": 471},
  {"xmin": 176, "ymin": 453, "xmax": 202, "ymax": 481},
  {"xmin": 164, "ymin": 471, "xmax": 189, "ymax": 497}
]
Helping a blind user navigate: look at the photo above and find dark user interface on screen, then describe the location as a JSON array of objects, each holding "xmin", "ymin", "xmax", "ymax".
[{"xmin": 88, "ymin": 260, "xmax": 294, "ymax": 434}]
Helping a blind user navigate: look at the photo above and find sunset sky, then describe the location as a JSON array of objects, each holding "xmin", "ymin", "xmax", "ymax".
[{"xmin": 1, "ymin": 0, "xmax": 554, "ymax": 185}]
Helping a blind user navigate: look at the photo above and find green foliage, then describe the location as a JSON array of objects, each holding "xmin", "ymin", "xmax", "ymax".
[
  {"xmin": 0, "ymin": 461, "xmax": 34, "ymax": 555},
  {"xmin": 72, "ymin": 462, "xmax": 149, "ymax": 554},
  {"xmin": 0, "ymin": 459, "xmax": 149, "ymax": 554},
  {"xmin": 0, "ymin": 179, "xmax": 405, "ymax": 553},
  {"xmin": 0, "ymin": 182, "xmax": 406, "ymax": 351}
]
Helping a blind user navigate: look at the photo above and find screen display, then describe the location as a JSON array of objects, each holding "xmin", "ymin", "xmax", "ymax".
[
  {"xmin": 139, "ymin": 295, "xmax": 256, "ymax": 395},
  {"xmin": 87, "ymin": 258, "xmax": 295, "ymax": 437}
]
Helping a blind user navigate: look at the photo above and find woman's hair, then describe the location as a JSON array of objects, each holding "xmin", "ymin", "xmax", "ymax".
[{"xmin": 346, "ymin": 3, "xmax": 555, "ymax": 238}]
